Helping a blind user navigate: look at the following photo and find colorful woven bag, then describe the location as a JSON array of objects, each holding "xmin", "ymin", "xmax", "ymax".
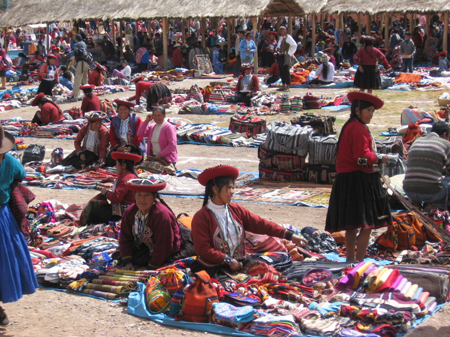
[
  {"xmin": 291, "ymin": 96, "xmax": 302, "ymax": 112},
  {"xmin": 145, "ymin": 276, "xmax": 172, "ymax": 314},
  {"xmin": 280, "ymin": 94, "xmax": 291, "ymax": 113},
  {"xmin": 158, "ymin": 267, "xmax": 188, "ymax": 294}
]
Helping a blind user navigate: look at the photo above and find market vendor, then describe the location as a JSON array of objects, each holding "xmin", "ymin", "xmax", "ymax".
[
  {"xmin": 326, "ymin": 92, "xmax": 391, "ymax": 262},
  {"xmin": 191, "ymin": 165, "xmax": 307, "ymax": 273},
  {"xmin": 80, "ymin": 84, "xmax": 101, "ymax": 114},
  {"xmin": 227, "ymin": 63, "xmax": 259, "ymax": 107},
  {"xmin": 118, "ymin": 178, "xmax": 195, "ymax": 270},
  {"xmin": 128, "ymin": 76, "xmax": 154, "ymax": 105},
  {"xmin": 88, "ymin": 62, "xmax": 107, "ymax": 87},
  {"xmin": 106, "ymin": 99, "xmax": 145, "ymax": 167},
  {"xmin": 403, "ymin": 121, "xmax": 450, "ymax": 211},
  {"xmin": 30, "ymin": 92, "xmax": 65, "ymax": 126},
  {"xmin": 311, "ymin": 53, "xmax": 335, "ymax": 85},
  {"xmin": 100, "ymin": 152, "xmax": 140, "ymax": 218},
  {"xmin": 37, "ymin": 54, "xmax": 59, "ymax": 96},
  {"xmin": 438, "ymin": 51, "xmax": 449, "ymax": 71},
  {"xmin": 60, "ymin": 111, "xmax": 109, "ymax": 169},
  {"xmin": 265, "ymin": 57, "xmax": 280, "ymax": 84}
]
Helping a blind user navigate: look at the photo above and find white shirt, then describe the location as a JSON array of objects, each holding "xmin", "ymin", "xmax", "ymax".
[
  {"xmin": 276, "ymin": 34, "xmax": 297, "ymax": 57},
  {"xmin": 315, "ymin": 62, "xmax": 335, "ymax": 82},
  {"xmin": 151, "ymin": 122, "xmax": 164, "ymax": 155},
  {"xmin": 85, "ymin": 128, "xmax": 97, "ymax": 153},
  {"xmin": 122, "ymin": 65, "xmax": 131, "ymax": 78},
  {"xmin": 207, "ymin": 201, "xmax": 239, "ymax": 256}
]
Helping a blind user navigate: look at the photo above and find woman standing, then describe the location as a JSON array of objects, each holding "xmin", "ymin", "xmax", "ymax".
[
  {"xmin": 0, "ymin": 124, "xmax": 38, "ymax": 325},
  {"xmin": 0, "ymin": 48, "xmax": 12, "ymax": 90},
  {"xmin": 137, "ymin": 106, "xmax": 178, "ymax": 166},
  {"xmin": 80, "ymin": 84, "xmax": 101, "ymax": 114},
  {"xmin": 326, "ymin": 92, "xmax": 391, "ymax": 262},
  {"xmin": 37, "ymin": 54, "xmax": 59, "ymax": 95},
  {"xmin": 106, "ymin": 100, "xmax": 145, "ymax": 166},
  {"xmin": 119, "ymin": 178, "xmax": 194, "ymax": 270},
  {"xmin": 260, "ymin": 31, "xmax": 277, "ymax": 70},
  {"xmin": 353, "ymin": 36, "xmax": 390, "ymax": 94},
  {"xmin": 191, "ymin": 165, "xmax": 306, "ymax": 272}
]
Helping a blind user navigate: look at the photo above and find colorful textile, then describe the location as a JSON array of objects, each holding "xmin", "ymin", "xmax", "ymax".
[{"xmin": 83, "ymin": 289, "xmax": 120, "ymax": 300}]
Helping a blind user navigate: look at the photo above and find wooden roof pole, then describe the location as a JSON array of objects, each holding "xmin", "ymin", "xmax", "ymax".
[
  {"xmin": 227, "ymin": 17, "xmax": 232, "ymax": 55},
  {"xmin": 409, "ymin": 13, "xmax": 413, "ymax": 33},
  {"xmin": 384, "ymin": 13, "xmax": 390, "ymax": 49},
  {"xmin": 444, "ymin": 12, "xmax": 449, "ymax": 53},
  {"xmin": 358, "ymin": 13, "xmax": 362, "ymax": 41},
  {"xmin": 46, "ymin": 23, "xmax": 50, "ymax": 53},
  {"xmin": 303, "ymin": 14, "xmax": 308, "ymax": 47},
  {"xmin": 120, "ymin": 20, "xmax": 124, "ymax": 58},
  {"xmin": 201, "ymin": 17, "xmax": 206, "ymax": 49},
  {"xmin": 162, "ymin": 17, "xmax": 168, "ymax": 70},
  {"xmin": 277, "ymin": 16, "xmax": 281, "ymax": 31},
  {"xmin": 252, "ymin": 16, "xmax": 258, "ymax": 72},
  {"xmin": 288, "ymin": 14, "xmax": 293, "ymax": 35},
  {"xmin": 182, "ymin": 19, "xmax": 186, "ymax": 44},
  {"xmin": 311, "ymin": 14, "xmax": 316, "ymax": 57}
]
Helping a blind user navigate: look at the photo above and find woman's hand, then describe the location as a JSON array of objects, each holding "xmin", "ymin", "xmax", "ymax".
[
  {"xmin": 381, "ymin": 154, "xmax": 389, "ymax": 164},
  {"xmin": 123, "ymin": 262, "xmax": 135, "ymax": 271},
  {"xmin": 145, "ymin": 114, "xmax": 153, "ymax": 123},
  {"xmin": 291, "ymin": 234, "xmax": 308, "ymax": 247},
  {"xmin": 358, "ymin": 65, "xmax": 364, "ymax": 73},
  {"xmin": 80, "ymin": 153, "xmax": 86, "ymax": 161},
  {"xmin": 123, "ymin": 146, "xmax": 132, "ymax": 153},
  {"xmin": 101, "ymin": 187, "xmax": 109, "ymax": 195},
  {"xmin": 154, "ymin": 154, "xmax": 162, "ymax": 160},
  {"xmin": 230, "ymin": 259, "xmax": 243, "ymax": 272}
]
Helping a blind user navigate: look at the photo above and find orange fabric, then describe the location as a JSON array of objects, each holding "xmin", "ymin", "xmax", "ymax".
[
  {"xmin": 177, "ymin": 215, "xmax": 193, "ymax": 230},
  {"xmin": 291, "ymin": 71, "xmax": 309, "ymax": 85},
  {"xmin": 394, "ymin": 73, "xmax": 422, "ymax": 84}
]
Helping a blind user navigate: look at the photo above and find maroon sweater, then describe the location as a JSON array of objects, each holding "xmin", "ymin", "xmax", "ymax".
[
  {"xmin": 81, "ymin": 94, "xmax": 101, "ymax": 114},
  {"xmin": 106, "ymin": 171, "xmax": 137, "ymax": 206},
  {"xmin": 119, "ymin": 202, "xmax": 181, "ymax": 267}
]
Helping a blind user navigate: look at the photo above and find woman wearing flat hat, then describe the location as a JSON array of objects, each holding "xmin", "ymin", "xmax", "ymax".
[
  {"xmin": 106, "ymin": 99, "xmax": 145, "ymax": 167},
  {"xmin": 60, "ymin": 111, "xmax": 109, "ymax": 169},
  {"xmin": 88, "ymin": 62, "xmax": 107, "ymax": 87},
  {"xmin": 326, "ymin": 92, "xmax": 392, "ymax": 262},
  {"xmin": 30, "ymin": 92, "xmax": 65, "ymax": 126},
  {"xmin": 0, "ymin": 124, "xmax": 38, "ymax": 325},
  {"xmin": 191, "ymin": 165, "xmax": 307, "ymax": 273},
  {"xmin": 37, "ymin": 53, "xmax": 59, "ymax": 96},
  {"xmin": 80, "ymin": 84, "xmax": 101, "ymax": 114},
  {"xmin": 118, "ymin": 179, "xmax": 195, "ymax": 270},
  {"xmin": 227, "ymin": 63, "xmax": 259, "ymax": 107}
]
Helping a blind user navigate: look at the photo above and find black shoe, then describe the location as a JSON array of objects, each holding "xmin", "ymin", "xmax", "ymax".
[{"xmin": 0, "ymin": 306, "xmax": 9, "ymax": 325}]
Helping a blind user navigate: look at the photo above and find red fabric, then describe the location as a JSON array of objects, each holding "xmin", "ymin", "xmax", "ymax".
[
  {"xmin": 88, "ymin": 69, "xmax": 104, "ymax": 86},
  {"xmin": 30, "ymin": 249, "xmax": 57, "ymax": 258},
  {"xmin": 131, "ymin": 81, "xmax": 154, "ymax": 105},
  {"xmin": 336, "ymin": 119, "xmax": 378, "ymax": 173},
  {"xmin": 9, "ymin": 181, "xmax": 35, "ymax": 235},
  {"xmin": 374, "ymin": 269, "xmax": 399, "ymax": 293},
  {"xmin": 192, "ymin": 202, "xmax": 290, "ymax": 267},
  {"xmin": 39, "ymin": 102, "xmax": 65, "ymax": 124},
  {"xmin": 235, "ymin": 74, "xmax": 259, "ymax": 93},
  {"xmin": 172, "ymin": 48, "xmax": 184, "ymax": 67},
  {"xmin": 354, "ymin": 46, "xmax": 389, "ymax": 68},
  {"xmin": 81, "ymin": 94, "xmax": 101, "ymax": 113},
  {"xmin": 74, "ymin": 124, "xmax": 110, "ymax": 159},
  {"xmin": 106, "ymin": 171, "xmax": 137, "ymax": 205},
  {"xmin": 119, "ymin": 202, "xmax": 181, "ymax": 267}
]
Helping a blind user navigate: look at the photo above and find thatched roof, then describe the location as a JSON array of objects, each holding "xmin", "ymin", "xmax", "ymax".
[{"xmin": 320, "ymin": 0, "xmax": 450, "ymax": 14}]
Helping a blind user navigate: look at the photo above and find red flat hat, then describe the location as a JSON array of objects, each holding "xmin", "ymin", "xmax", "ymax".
[
  {"xmin": 95, "ymin": 63, "xmax": 107, "ymax": 72},
  {"xmin": 111, "ymin": 152, "xmax": 142, "ymax": 162},
  {"xmin": 323, "ymin": 48, "xmax": 332, "ymax": 52},
  {"xmin": 46, "ymin": 53, "xmax": 57, "ymax": 59},
  {"xmin": 80, "ymin": 84, "xmax": 95, "ymax": 90},
  {"xmin": 31, "ymin": 92, "xmax": 45, "ymax": 106},
  {"xmin": 437, "ymin": 51, "xmax": 448, "ymax": 56},
  {"xmin": 131, "ymin": 75, "xmax": 144, "ymax": 83},
  {"xmin": 198, "ymin": 165, "xmax": 239, "ymax": 186},
  {"xmin": 114, "ymin": 99, "xmax": 135, "ymax": 108},
  {"xmin": 125, "ymin": 178, "xmax": 167, "ymax": 192},
  {"xmin": 51, "ymin": 44, "xmax": 58, "ymax": 50},
  {"xmin": 347, "ymin": 92, "xmax": 384, "ymax": 110},
  {"xmin": 3, "ymin": 93, "xmax": 10, "ymax": 99}
]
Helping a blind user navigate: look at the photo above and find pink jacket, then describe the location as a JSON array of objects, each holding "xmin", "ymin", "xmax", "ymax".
[{"xmin": 137, "ymin": 121, "xmax": 178, "ymax": 163}]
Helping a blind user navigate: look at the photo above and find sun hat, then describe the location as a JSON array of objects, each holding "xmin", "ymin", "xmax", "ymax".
[
  {"xmin": 111, "ymin": 152, "xmax": 142, "ymax": 162},
  {"xmin": 125, "ymin": 178, "xmax": 167, "ymax": 192},
  {"xmin": 198, "ymin": 165, "xmax": 239, "ymax": 186},
  {"xmin": 347, "ymin": 92, "xmax": 384, "ymax": 110},
  {"xmin": 114, "ymin": 99, "xmax": 135, "ymax": 108},
  {"xmin": 31, "ymin": 92, "xmax": 45, "ymax": 106},
  {"xmin": 80, "ymin": 84, "xmax": 95, "ymax": 90}
]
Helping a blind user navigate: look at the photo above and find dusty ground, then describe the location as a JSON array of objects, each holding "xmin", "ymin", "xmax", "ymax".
[{"xmin": 0, "ymin": 78, "xmax": 449, "ymax": 337}]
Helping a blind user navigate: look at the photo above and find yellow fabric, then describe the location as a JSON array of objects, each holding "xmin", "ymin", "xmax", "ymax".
[
  {"xmin": 406, "ymin": 284, "xmax": 419, "ymax": 299},
  {"xmin": 352, "ymin": 262, "xmax": 372, "ymax": 290},
  {"xmin": 367, "ymin": 268, "xmax": 390, "ymax": 293},
  {"xmin": 363, "ymin": 266, "xmax": 383, "ymax": 288}
]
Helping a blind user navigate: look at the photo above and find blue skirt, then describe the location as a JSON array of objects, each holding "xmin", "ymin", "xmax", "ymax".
[{"xmin": 0, "ymin": 205, "xmax": 37, "ymax": 303}]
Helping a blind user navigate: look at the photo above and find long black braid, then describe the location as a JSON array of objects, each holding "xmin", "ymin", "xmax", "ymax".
[
  {"xmin": 155, "ymin": 193, "xmax": 175, "ymax": 215},
  {"xmin": 202, "ymin": 176, "xmax": 235, "ymax": 207},
  {"xmin": 336, "ymin": 99, "xmax": 376, "ymax": 153},
  {"xmin": 83, "ymin": 88, "xmax": 94, "ymax": 98}
]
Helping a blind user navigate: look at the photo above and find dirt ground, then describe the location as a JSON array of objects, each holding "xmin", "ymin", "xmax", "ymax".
[{"xmin": 0, "ymin": 78, "xmax": 449, "ymax": 337}]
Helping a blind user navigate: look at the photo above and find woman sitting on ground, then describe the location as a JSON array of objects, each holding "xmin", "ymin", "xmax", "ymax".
[
  {"xmin": 312, "ymin": 53, "xmax": 335, "ymax": 85},
  {"xmin": 112, "ymin": 59, "xmax": 132, "ymax": 79},
  {"xmin": 265, "ymin": 58, "xmax": 280, "ymax": 84},
  {"xmin": 191, "ymin": 165, "xmax": 307, "ymax": 273},
  {"xmin": 37, "ymin": 54, "xmax": 59, "ymax": 96},
  {"xmin": 88, "ymin": 62, "xmax": 107, "ymax": 87},
  {"xmin": 80, "ymin": 84, "xmax": 101, "ymax": 114},
  {"xmin": 118, "ymin": 178, "xmax": 195, "ymax": 270},
  {"xmin": 137, "ymin": 106, "xmax": 178, "ymax": 167},
  {"xmin": 106, "ymin": 99, "xmax": 145, "ymax": 166},
  {"xmin": 60, "ymin": 111, "xmax": 109, "ymax": 169},
  {"xmin": 30, "ymin": 93, "xmax": 65, "ymax": 126},
  {"xmin": 100, "ymin": 152, "xmax": 140, "ymax": 219},
  {"xmin": 228, "ymin": 63, "xmax": 259, "ymax": 107}
]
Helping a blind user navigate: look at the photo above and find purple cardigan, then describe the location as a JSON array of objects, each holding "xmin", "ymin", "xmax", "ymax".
[{"xmin": 137, "ymin": 120, "xmax": 178, "ymax": 163}]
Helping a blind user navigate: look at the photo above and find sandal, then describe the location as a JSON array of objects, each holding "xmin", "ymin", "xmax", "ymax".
[{"xmin": 0, "ymin": 306, "xmax": 9, "ymax": 325}]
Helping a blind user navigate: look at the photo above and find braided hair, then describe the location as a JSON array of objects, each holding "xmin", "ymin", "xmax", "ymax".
[
  {"xmin": 82, "ymin": 87, "xmax": 94, "ymax": 98},
  {"xmin": 336, "ymin": 99, "xmax": 375, "ymax": 153},
  {"xmin": 202, "ymin": 175, "xmax": 235, "ymax": 207},
  {"xmin": 116, "ymin": 158, "xmax": 138, "ymax": 176}
]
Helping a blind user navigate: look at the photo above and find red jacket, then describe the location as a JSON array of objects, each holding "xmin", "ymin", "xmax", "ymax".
[
  {"xmin": 236, "ymin": 74, "xmax": 259, "ymax": 93},
  {"xmin": 354, "ymin": 46, "xmax": 389, "ymax": 67},
  {"xmin": 336, "ymin": 119, "xmax": 378, "ymax": 173},
  {"xmin": 192, "ymin": 202, "xmax": 291, "ymax": 267},
  {"xmin": 88, "ymin": 69, "xmax": 104, "ymax": 86},
  {"xmin": 74, "ymin": 123, "xmax": 109, "ymax": 159},
  {"xmin": 38, "ymin": 102, "xmax": 65, "ymax": 125},
  {"xmin": 106, "ymin": 171, "xmax": 137, "ymax": 206},
  {"xmin": 38, "ymin": 63, "xmax": 59, "ymax": 82},
  {"xmin": 130, "ymin": 81, "xmax": 154, "ymax": 105},
  {"xmin": 119, "ymin": 202, "xmax": 181, "ymax": 267},
  {"xmin": 81, "ymin": 94, "xmax": 101, "ymax": 113},
  {"xmin": 172, "ymin": 48, "xmax": 184, "ymax": 67}
]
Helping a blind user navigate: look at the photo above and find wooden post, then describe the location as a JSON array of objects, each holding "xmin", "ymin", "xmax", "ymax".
[
  {"xmin": 303, "ymin": 14, "xmax": 308, "ymax": 48},
  {"xmin": 358, "ymin": 13, "xmax": 362, "ymax": 40},
  {"xmin": 3, "ymin": 28, "xmax": 6, "ymax": 50},
  {"xmin": 148, "ymin": 20, "xmax": 151, "ymax": 35},
  {"xmin": 135, "ymin": 20, "xmax": 138, "ymax": 35},
  {"xmin": 311, "ymin": 14, "xmax": 316, "ymax": 57},
  {"xmin": 112, "ymin": 21, "xmax": 116, "ymax": 52},
  {"xmin": 201, "ymin": 17, "xmax": 206, "ymax": 49},
  {"xmin": 252, "ymin": 16, "xmax": 258, "ymax": 72},
  {"xmin": 288, "ymin": 14, "xmax": 293, "ymax": 35},
  {"xmin": 277, "ymin": 16, "xmax": 281, "ymax": 30},
  {"xmin": 227, "ymin": 17, "xmax": 232, "ymax": 55},
  {"xmin": 46, "ymin": 23, "xmax": 50, "ymax": 52},
  {"xmin": 162, "ymin": 17, "xmax": 169, "ymax": 70},
  {"xmin": 444, "ymin": 12, "xmax": 449, "ymax": 53},
  {"xmin": 409, "ymin": 13, "xmax": 413, "ymax": 33},
  {"xmin": 384, "ymin": 13, "xmax": 390, "ymax": 49},
  {"xmin": 120, "ymin": 20, "xmax": 124, "ymax": 58}
]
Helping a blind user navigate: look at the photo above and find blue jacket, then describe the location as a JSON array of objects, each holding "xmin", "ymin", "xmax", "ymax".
[{"xmin": 238, "ymin": 39, "xmax": 257, "ymax": 61}]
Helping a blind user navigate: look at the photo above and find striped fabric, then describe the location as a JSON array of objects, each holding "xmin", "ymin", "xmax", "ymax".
[{"xmin": 404, "ymin": 132, "xmax": 450, "ymax": 194}]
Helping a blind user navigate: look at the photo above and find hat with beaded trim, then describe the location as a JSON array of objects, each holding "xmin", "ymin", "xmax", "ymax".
[
  {"xmin": 85, "ymin": 111, "xmax": 108, "ymax": 121},
  {"xmin": 125, "ymin": 178, "xmax": 167, "ymax": 192}
]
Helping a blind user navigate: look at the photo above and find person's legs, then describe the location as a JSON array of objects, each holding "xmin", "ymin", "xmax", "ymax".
[
  {"xmin": 277, "ymin": 55, "xmax": 286, "ymax": 90},
  {"xmin": 233, "ymin": 55, "xmax": 241, "ymax": 78},
  {"xmin": 408, "ymin": 58, "xmax": 414, "ymax": 73},
  {"xmin": 72, "ymin": 63, "xmax": 83, "ymax": 99},
  {"xmin": 402, "ymin": 60, "xmax": 408, "ymax": 73},
  {"xmin": 367, "ymin": 89, "xmax": 373, "ymax": 94},
  {"xmin": 345, "ymin": 229, "xmax": 358, "ymax": 261},
  {"xmin": 81, "ymin": 62, "xmax": 89, "ymax": 85},
  {"xmin": 356, "ymin": 228, "xmax": 372, "ymax": 261}
]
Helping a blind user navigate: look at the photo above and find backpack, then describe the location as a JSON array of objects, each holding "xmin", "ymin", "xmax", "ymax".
[
  {"xmin": 74, "ymin": 48, "xmax": 93, "ymax": 64},
  {"xmin": 51, "ymin": 148, "xmax": 64, "ymax": 167},
  {"xmin": 145, "ymin": 276, "xmax": 172, "ymax": 314},
  {"xmin": 181, "ymin": 270, "xmax": 219, "ymax": 323},
  {"xmin": 218, "ymin": 49, "xmax": 227, "ymax": 63},
  {"xmin": 22, "ymin": 144, "xmax": 45, "ymax": 164}
]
